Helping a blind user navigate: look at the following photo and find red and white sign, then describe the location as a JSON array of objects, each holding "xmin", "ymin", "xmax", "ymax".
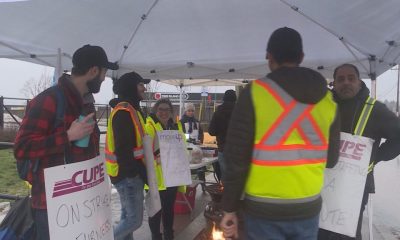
[
  {"xmin": 320, "ymin": 132, "xmax": 374, "ymax": 237},
  {"xmin": 45, "ymin": 156, "xmax": 114, "ymax": 240}
]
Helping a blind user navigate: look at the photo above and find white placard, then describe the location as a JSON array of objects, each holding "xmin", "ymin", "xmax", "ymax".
[
  {"xmin": 143, "ymin": 135, "xmax": 162, "ymax": 217},
  {"xmin": 44, "ymin": 156, "xmax": 113, "ymax": 240},
  {"xmin": 319, "ymin": 132, "xmax": 374, "ymax": 237},
  {"xmin": 158, "ymin": 130, "xmax": 192, "ymax": 187}
]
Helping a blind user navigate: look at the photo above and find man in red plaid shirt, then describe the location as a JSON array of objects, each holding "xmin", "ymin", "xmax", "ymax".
[{"xmin": 14, "ymin": 45, "xmax": 118, "ymax": 240}]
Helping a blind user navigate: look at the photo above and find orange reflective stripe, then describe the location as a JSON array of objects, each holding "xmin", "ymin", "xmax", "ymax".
[
  {"xmin": 306, "ymin": 111, "xmax": 327, "ymax": 145},
  {"xmin": 252, "ymin": 159, "xmax": 326, "ymax": 166},
  {"xmin": 255, "ymin": 79, "xmax": 287, "ymax": 107},
  {"xmin": 254, "ymin": 144, "xmax": 328, "ymax": 151},
  {"xmin": 278, "ymin": 104, "xmax": 314, "ymax": 145},
  {"xmin": 255, "ymin": 79, "xmax": 327, "ymax": 146},
  {"xmin": 114, "ymin": 103, "xmax": 145, "ymax": 138},
  {"xmin": 259, "ymin": 100, "xmax": 297, "ymax": 144},
  {"xmin": 105, "ymin": 158, "xmax": 117, "ymax": 163}
]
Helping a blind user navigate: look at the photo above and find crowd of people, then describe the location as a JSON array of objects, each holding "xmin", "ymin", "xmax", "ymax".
[{"xmin": 12, "ymin": 26, "xmax": 400, "ymax": 240}]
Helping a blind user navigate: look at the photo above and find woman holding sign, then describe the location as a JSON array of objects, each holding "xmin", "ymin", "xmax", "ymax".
[{"xmin": 145, "ymin": 98, "xmax": 186, "ymax": 240}]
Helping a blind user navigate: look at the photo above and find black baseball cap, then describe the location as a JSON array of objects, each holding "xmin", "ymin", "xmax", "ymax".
[
  {"xmin": 113, "ymin": 71, "xmax": 150, "ymax": 95},
  {"xmin": 72, "ymin": 44, "xmax": 119, "ymax": 71}
]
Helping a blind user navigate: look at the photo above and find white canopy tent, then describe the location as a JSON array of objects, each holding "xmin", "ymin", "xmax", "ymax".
[{"xmin": 1, "ymin": 0, "xmax": 400, "ymax": 97}]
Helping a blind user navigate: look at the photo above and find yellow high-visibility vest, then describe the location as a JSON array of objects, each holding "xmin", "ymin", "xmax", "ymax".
[
  {"xmin": 245, "ymin": 77, "xmax": 337, "ymax": 204},
  {"xmin": 105, "ymin": 102, "xmax": 145, "ymax": 177}
]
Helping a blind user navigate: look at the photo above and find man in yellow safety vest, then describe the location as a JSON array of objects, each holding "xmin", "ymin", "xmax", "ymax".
[
  {"xmin": 220, "ymin": 27, "xmax": 340, "ymax": 240},
  {"xmin": 105, "ymin": 71, "xmax": 149, "ymax": 240}
]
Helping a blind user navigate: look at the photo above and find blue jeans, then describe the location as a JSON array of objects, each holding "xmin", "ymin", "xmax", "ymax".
[
  {"xmin": 33, "ymin": 208, "xmax": 49, "ymax": 240},
  {"xmin": 245, "ymin": 213, "xmax": 320, "ymax": 240},
  {"xmin": 114, "ymin": 176, "xmax": 144, "ymax": 240}
]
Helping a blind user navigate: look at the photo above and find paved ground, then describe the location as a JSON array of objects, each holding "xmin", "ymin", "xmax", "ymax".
[
  {"xmin": 111, "ymin": 183, "xmax": 211, "ymax": 240},
  {"xmin": 110, "ymin": 158, "xmax": 400, "ymax": 240},
  {"xmin": 1, "ymin": 158, "xmax": 399, "ymax": 239}
]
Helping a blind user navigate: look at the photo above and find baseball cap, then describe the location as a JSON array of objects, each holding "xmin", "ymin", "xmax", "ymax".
[
  {"xmin": 113, "ymin": 71, "xmax": 150, "ymax": 95},
  {"xmin": 72, "ymin": 44, "xmax": 119, "ymax": 71}
]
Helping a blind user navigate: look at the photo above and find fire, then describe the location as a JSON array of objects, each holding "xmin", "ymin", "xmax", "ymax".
[{"xmin": 212, "ymin": 223, "xmax": 225, "ymax": 240}]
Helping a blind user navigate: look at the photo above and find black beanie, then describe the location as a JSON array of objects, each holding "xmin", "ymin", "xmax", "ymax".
[
  {"xmin": 223, "ymin": 89, "xmax": 237, "ymax": 102},
  {"xmin": 266, "ymin": 27, "xmax": 303, "ymax": 64}
]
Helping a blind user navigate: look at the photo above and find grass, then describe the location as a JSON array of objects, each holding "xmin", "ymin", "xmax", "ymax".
[{"xmin": 0, "ymin": 149, "xmax": 30, "ymax": 201}]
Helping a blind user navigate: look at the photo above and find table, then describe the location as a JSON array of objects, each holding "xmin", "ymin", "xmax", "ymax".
[
  {"xmin": 189, "ymin": 157, "xmax": 218, "ymax": 170},
  {"xmin": 176, "ymin": 157, "xmax": 218, "ymax": 218}
]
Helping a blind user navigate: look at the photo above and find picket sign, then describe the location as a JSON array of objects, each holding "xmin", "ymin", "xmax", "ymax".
[
  {"xmin": 319, "ymin": 132, "xmax": 374, "ymax": 237},
  {"xmin": 157, "ymin": 130, "xmax": 192, "ymax": 187},
  {"xmin": 44, "ymin": 156, "xmax": 114, "ymax": 240}
]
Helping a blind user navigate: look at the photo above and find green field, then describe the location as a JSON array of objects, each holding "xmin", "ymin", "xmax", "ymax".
[{"xmin": 0, "ymin": 149, "xmax": 30, "ymax": 200}]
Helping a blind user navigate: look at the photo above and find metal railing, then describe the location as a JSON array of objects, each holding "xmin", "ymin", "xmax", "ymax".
[{"xmin": 0, "ymin": 96, "xmax": 110, "ymax": 131}]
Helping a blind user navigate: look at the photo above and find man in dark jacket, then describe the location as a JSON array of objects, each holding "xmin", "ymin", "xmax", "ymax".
[
  {"xmin": 318, "ymin": 64, "xmax": 400, "ymax": 240},
  {"xmin": 220, "ymin": 27, "xmax": 340, "ymax": 240},
  {"xmin": 208, "ymin": 89, "xmax": 237, "ymax": 179}
]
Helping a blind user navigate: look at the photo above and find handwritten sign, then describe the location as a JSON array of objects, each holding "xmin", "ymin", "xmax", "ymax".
[
  {"xmin": 44, "ymin": 156, "xmax": 114, "ymax": 240},
  {"xmin": 158, "ymin": 130, "xmax": 192, "ymax": 187},
  {"xmin": 319, "ymin": 132, "xmax": 374, "ymax": 237}
]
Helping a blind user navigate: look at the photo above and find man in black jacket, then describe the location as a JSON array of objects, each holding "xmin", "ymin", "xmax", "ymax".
[
  {"xmin": 220, "ymin": 27, "xmax": 340, "ymax": 240},
  {"xmin": 209, "ymin": 89, "xmax": 237, "ymax": 180},
  {"xmin": 318, "ymin": 64, "xmax": 400, "ymax": 240}
]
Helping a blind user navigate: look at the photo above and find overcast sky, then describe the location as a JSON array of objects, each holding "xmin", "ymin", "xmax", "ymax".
[{"xmin": 0, "ymin": 58, "xmax": 398, "ymax": 105}]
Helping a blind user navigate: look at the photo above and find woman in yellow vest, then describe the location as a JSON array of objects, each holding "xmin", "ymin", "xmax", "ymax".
[
  {"xmin": 105, "ymin": 72, "xmax": 149, "ymax": 240},
  {"xmin": 145, "ymin": 98, "xmax": 185, "ymax": 240}
]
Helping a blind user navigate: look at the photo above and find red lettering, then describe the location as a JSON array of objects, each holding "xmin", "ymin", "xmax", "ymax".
[
  {"xmin": 353, "ymin": 144, "xmax": 366, "ymax": 156},
  {"xmin": 342, "ymin": 141, "xmax": 355, "ymax": 153},
  {"xmin": 72, "ymin": 170, "xmax": 83, "ymax": 186}
]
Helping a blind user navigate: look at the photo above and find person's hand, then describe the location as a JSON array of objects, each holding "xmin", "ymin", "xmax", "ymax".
[
  {"xmin": 155, "ymin": 156, "xmax": 161, "ymax": 165},
  {"xmin": 67, "ymin": 113, "xmax": 95, "ymax": 142},
  {"xmin": 220, "ymin": 211, "xmax": 239, "ymax": 239}
]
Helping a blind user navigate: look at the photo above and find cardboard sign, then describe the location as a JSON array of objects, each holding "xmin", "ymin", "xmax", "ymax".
[
  {"xmin": 319, "ymin": 132, "xmax": 374, "ymax": 237},
  {"xmin": 158, "ymin": 130, "xmax": 192, "ymax": 187},
  {"xmin": 44, "ymin": 156, "xmax": 113, "ymax": 240},
  {"xmin": 143, "ymin": 135, "xmax": 162, "ymax": 217}
]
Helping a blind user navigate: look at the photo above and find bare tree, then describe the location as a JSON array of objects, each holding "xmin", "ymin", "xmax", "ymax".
[{"xmin": 20, "ymin": 69, "xmax": 53, "ymax": 98}]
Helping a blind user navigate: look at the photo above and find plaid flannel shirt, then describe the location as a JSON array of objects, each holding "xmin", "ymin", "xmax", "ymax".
[{"xmin": 14, "ymin": 74, "xmax": 100, "ymax": 209}]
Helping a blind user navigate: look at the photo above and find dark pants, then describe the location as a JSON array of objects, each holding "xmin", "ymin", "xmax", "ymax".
[
  {"xmin": 149, "ymin": 187, "xmax": 178, "ymax": 240},
  {"xmin": 32, "ymin": 208, "xmax": 49, "ymax": 240},
  {"xmin": 318, "ymin": 191, "xmax": 369, "ymax": 240}
]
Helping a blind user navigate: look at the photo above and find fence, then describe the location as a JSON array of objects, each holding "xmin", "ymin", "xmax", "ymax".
[{"xmin": 0, "ymin": 96, "xmax": 110, "ymax": 133}]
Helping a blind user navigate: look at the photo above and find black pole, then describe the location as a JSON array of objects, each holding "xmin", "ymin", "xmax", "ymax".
[
  {"xmin": 397, "ymin": 66, "xmax": 400, "ymax": 116},
  {"xmin": 0, "ymin": 96, "xmax": 4, "ymax": 129}
]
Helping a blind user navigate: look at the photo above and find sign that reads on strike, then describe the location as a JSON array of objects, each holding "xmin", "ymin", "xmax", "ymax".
[{"xmin": 44, "ymin": 156, "xmax": 114, "ymax": 240}]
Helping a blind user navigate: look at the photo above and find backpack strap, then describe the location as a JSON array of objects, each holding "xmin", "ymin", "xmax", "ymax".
[
  {"xmin": 54, "ymin": 85, "xmax": 65, "ymax": 128},
  {"xmin": 53, "ymin": 86, "xmax": 72, "ymax": 164}
]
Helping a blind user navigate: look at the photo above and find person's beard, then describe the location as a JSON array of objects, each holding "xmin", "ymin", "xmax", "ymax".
[{"xmin": 87, "ymin": 73, "xmax": 102, "ymax": 93}]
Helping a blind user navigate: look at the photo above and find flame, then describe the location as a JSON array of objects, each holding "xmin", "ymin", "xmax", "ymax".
[{"xmin": 212, "ymin": 222, "xmax": 225, "ymax": 240}]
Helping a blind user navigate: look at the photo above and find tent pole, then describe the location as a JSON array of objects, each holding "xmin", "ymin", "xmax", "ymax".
[
  {"xmin": 371, "ymin": 80, "xmax": 376, "ymax": 98},
  {"xmin": 397, "ymin": 65, "xmax": 400, "ymax": 117},
  {"xmin": 179, "ymin": 83, "xmax": 183, "ymax": 118},
  {"xmin": 53, "ymin": 48, "xmax": 62, "ymax": 85},
  {"xmin": 369, "ymin": 56, "xmax": 377, "ymax": 98}
]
